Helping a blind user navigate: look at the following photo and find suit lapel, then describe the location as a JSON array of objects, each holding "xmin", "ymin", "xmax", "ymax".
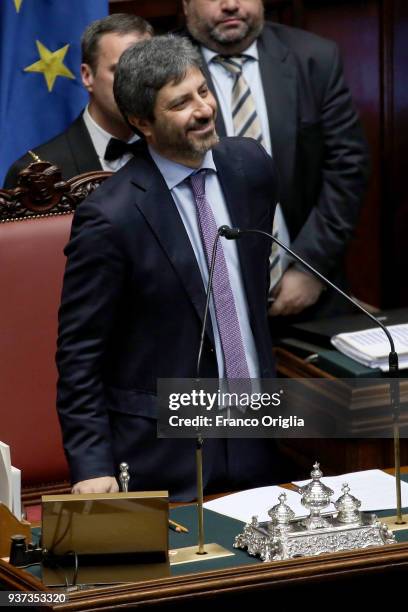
[
  {"xmin": 129, "ymin": 150, "xmax": 215, "ymax": 345},
  {"xmin": 213, "ymin": 146, "xmax": 260, "ymax": 320},
  {"xmin": 257, "ymin": 29, "xmax": 297, "ymax": 209},
  {"xmin": 199, "ymin": 59, "xmax": 227, "ymax": 138},
  {"xmin": 66, "ymin": 114, "xmax": 102, "ymax": 174}
]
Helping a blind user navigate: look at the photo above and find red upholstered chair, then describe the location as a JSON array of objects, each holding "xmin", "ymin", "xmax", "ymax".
[{"xmin": 0, "ymin": 163, "xmax": 111, "ymax": 497}]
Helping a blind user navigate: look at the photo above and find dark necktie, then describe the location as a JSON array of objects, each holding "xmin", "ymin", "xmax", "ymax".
[
  {"xmin": 104, "ymin": 138, "xmax": 138, "ymax": 162},
  {"xmin": 189, "ymin": 170, "xmax": 250, "ymax": 379}
]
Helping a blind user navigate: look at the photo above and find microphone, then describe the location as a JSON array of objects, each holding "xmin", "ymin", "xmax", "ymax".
[
  {"xmin": 218, "ymin": 225, "xmax": 399, "ymax": 373},
  {"xmin": 219, "ymin": 224, "xmax": 405, "ymax": 525},
  {"xmin": 218, "ymin": 225, "xmax": 242, "ymax": 240}
]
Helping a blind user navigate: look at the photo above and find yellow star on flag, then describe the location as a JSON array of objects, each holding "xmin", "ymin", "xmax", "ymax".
[
  {"xmin": 24, "ymin": 40, "xmax": 75, "ymax": 92},
  {"xmin": 13, "ymin": 0, "xmax": 23, "ymax": 12}
]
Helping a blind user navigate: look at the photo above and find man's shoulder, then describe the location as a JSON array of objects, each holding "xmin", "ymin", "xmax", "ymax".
[
  {"xmin": 25, "ymin": 114, "xmax": 85, "ymax": 158},
  {"xmin": 76, "ymin": 146, "xmax": 151, "ymax": 219},
  {"xmin": 3, "ymin": 114, "xmax": 88, "ymax": 187},
  {"xmin": 213, "ymin": 137, "xmax": 276, "ymax": 182},
  {"xmin": 214, "ymin": 136, "xmax": 270, "ymax": 161},
  {"xmin": 261, "ymin": 21, "xmax": 337, "ymax": 59}
]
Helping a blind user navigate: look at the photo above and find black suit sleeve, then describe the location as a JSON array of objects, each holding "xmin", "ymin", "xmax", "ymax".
[
  {"xmin": 3, "ymin": 154, "xmax": 33, "ymax": 188},
  {"xmin": 291, "ymin": 43, "xmax": 369, "ymax": 276},
  {"xmin": 56, "ymin": 200, "xmax": 126, "ymax": 484},
  {"xmin": 3, "ymin": 115, "xmax": 101, "ymax": 187}
]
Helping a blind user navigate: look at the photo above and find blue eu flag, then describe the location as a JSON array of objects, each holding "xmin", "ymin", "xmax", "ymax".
[{"xmin": 0, "ymin": 0, "xmax": 109, "ymax": 185}]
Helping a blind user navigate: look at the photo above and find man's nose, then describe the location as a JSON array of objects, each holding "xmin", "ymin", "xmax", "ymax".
[
  {"xmin": 221, "ymin": 0, "xmax": 240, "ymax": 12},
  {"xmin": 194, "ymin": 97, "xmax": 214, "ymax": 118}
]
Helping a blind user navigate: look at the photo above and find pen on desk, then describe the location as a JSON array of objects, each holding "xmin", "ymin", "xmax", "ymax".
[{"xmin": 168, "ymin": 518, "xmax": 189, "ymax": 533}]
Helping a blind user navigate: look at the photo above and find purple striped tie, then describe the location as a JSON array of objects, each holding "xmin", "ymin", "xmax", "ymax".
[{"xmin": 189, "ymin": 170, "xmax": 250, "ymax": 379}]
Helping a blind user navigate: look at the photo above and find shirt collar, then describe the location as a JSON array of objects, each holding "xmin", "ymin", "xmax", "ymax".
[
  {"xmin": 148, "ymin": 146, "xmax": 217, "ymax": 190},
  {"xmin": 83, "ymin": 105, "xmax": 139, "ymax": 159},
  {"xmin": 202, "ymin": 40, "xmax": 259, "ymax": 65}
]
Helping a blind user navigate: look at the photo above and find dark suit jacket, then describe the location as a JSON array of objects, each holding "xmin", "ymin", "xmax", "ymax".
[
  {"xmin": 182, "ymin": 23, "xmax": 369, "ymax": 287},
  {"xmin": 56, "ymin": 137, "xmax": 279, "ymax": 501},
  {"xmin": 3, "ymin": 114, "xmax": 101, "ymax": 188}
]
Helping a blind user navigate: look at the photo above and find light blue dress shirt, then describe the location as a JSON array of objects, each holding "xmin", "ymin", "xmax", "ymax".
[{"xmin": 148, "ymin": 146, "xmax": 260, "ymax": 378}]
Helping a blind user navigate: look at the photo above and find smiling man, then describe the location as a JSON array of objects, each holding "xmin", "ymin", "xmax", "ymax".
[
  {"xmin": 181, "ymin": 0, "xmax": 369, "ymax": 320},
  {"xmin": 56, "ymin": 35, "xmax": 280, "ymax": 500}
]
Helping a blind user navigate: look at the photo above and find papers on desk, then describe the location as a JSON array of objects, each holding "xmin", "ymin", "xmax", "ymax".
[
  {"xmin": 0, "ymin": 441, "xmax": 22, "ymax": 519},
  {"xmin": 293, "ymin": 469, "xmax": 408, "ymax": 511},
  {"xmin": 0, "ymin": 441, "xmax": 12, "ymax": 509},
  {"xmin": 331, "ymin": 323, "xmax": 408, "ymax": 371},
  {"xmin": 203, "ymin": 469, "xmax": 408, "ymax": 523},
  {"xmin": 203, "ymin": 485, "xmax": 322, "ymax": 523}
]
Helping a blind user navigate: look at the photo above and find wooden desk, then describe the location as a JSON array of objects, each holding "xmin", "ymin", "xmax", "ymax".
[
  {"xmin": 1, "ymin": 544, "xmax": 407, "ymax": 608},
  {"xmin": 275, "ymin": 347, "xmax": 408, "ymax": 474},
  {"xmin": 1, "ymin": 472, "xmax": 408, "ymax": 608}
]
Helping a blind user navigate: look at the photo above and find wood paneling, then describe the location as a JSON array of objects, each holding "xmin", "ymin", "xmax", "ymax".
[
  {"xmin": 301, "ymin": 1, "xmax": 382, "ymax": 305},
  {"xmin": 387, "ymin": 0, "xmax": 408, "ymax": 307},
  {"xmin": 109, "ymin": 0, "xmax": 183, "ymax": 31}
]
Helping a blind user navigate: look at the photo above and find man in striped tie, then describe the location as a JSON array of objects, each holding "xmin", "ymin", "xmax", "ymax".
[
  {"xmin": 56, "ymin": 35, "xmax": 281, "ymax": 499},
  {"xmin": 182, "ymin": 0, "xmax": 369, "ymax": 321}
]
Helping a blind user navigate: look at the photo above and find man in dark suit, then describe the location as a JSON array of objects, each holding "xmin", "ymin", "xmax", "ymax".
[
  {"xmin": 3, "ymin": 14, "xmax": 153, "ymax": 188},
  {"xmin": 56, "ymin": 35, "xmax": 279, "ymax": 500},
  {"xmin": 181, "ymin": 0, "xmax": 369, "ymax": 319}
]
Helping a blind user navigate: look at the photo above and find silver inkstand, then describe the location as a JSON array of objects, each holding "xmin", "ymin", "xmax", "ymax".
[{"xmin": 234, "ymin": 462, "xmax": 396, "ymax": 562}]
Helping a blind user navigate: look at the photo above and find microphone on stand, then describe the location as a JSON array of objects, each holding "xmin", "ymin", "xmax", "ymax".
[
  {"xmin": 218, "ymin": 224, "xmax": 405, "ymax": 527},
  {"xmin": 187, "ymin": 228, "xmax": 232, "ymax": 560}
]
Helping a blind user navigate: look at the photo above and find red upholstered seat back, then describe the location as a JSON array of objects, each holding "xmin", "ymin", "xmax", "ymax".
[{"xmin": 0, "ymin": 214, "xmax": 73, "ymax": 485}]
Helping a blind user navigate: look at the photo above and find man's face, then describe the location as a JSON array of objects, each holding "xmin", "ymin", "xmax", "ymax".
[
  {"xmin": 81, "ymin": 31, "xmax": 151, "ymax": 135},
  {"xmin": 183, "ymin": 0, "xmax": 264, "ymax": 54},
  {"xmin": 132, "ymin": 66, "xmax": 218, "ymax": 167}
]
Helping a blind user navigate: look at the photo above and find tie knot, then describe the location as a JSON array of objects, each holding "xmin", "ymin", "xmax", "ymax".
[
  {"xmin": 213, "ymin": 55, "xmax": 248, "ymax": 76},
  {"xmin": 189, "ymin": 169, "xmax": 206, "ymax": 198}
]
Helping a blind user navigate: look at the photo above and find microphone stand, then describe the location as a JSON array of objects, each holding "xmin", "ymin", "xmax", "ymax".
[
  {"xmin": 219, "ymin": 225, "xmax": 406, "ymax": 529},
  {"xmin": 171, "ymin": 230, "xmax": 234, "ymax": 564}
]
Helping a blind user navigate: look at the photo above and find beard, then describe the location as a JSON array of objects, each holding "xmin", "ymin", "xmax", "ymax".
[
  {"xmin": 154, "ymin": 116, "xmax": 219, "ymax": 162},
  {"xmin": 187, "ymin": 9, "xmax": 264, "ymax": 52},
  {"xmin": 209, "ymin": 19, "xmax": 259, "ymax": 46}
]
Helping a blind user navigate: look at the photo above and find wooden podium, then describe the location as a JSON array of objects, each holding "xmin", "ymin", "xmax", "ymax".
[
  {"xmin": 1, "ymin": 539, "xmax": 408, "ymax": 608},
  {"xmin": 1, "ymin": 470, "xmax": 408, "ymax": 608}
]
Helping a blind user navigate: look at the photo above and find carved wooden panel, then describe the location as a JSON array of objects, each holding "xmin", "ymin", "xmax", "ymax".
[{"xmin": 0, "ymin": 163, "xmax": 112, "ymax": 222}]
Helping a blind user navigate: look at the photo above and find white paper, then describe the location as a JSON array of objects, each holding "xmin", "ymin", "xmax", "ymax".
[
  {"xmin": 203, "ymin": 485, "xmax": 322, "ymax": 523},
  {"xmin": 0, "ymin": 441, "xmax": 12, "ymax": 510},
  {"xmin": 293, "ymin": 469, "xmax": 408, "ymax": 511},
  {"xmin": 11, "ymin": 466, "xmax": 21, "ymax": 520},
  {"xmin": 331, "ymin": 323, "xmax": 408, "ymax": 371}
]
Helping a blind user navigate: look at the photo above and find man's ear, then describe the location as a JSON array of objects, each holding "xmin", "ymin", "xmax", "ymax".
[
  {"xmin": 81, "ymin": 64, "xmax": 94, "ymax": 93},
  {"xmin": 182, "ymin": 0, "xmax": 189, "ymax": 16},
  {"xmin": 128, "ymin": 116, "xmax": 153, "ymax": 140}
]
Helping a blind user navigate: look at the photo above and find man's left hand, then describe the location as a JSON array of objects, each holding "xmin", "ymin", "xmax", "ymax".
[{"xmin": 269, "ymin": 268, "xmax": 324, "ymax": 316}]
